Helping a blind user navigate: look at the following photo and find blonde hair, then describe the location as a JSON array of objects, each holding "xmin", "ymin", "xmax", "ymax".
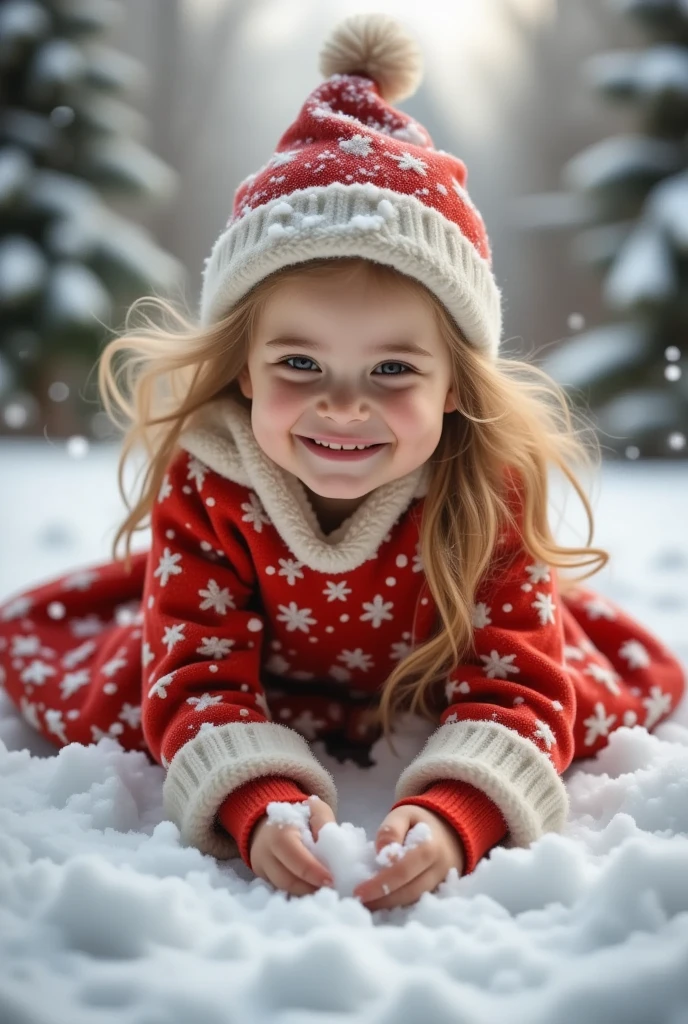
[{"xmin": 97, "ymin": 257, "xmax": 608, "ymax": 753}]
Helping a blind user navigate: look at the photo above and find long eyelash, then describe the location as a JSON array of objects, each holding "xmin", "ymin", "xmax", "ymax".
[{"xmin": 278, "ymin": 357, "xmax": 414, "ymax": 374}]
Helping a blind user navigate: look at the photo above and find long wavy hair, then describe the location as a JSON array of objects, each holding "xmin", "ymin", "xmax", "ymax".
[{"xmin": 97, "ymin": 256, "xmax": 608, "ymax": 751}]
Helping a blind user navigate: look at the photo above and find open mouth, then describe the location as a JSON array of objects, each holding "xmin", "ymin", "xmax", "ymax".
[{"xmin": 296, "ymin": 436, "xmax": 388, "ymax": 460}]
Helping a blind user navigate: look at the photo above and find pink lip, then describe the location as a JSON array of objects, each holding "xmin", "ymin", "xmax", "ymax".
[
  {"xmin": 298, "ymin": 434, "xmax": 387, "ymax": 444},
  {"xmin": 296, "ymin": 435, "xmax": 388, "ymax": 461}
]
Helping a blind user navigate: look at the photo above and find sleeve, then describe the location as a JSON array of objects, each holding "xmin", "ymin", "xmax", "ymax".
[
  {"xmin": 391, "ymin": 513, "xmax": 576, "ymax": 875},
  {"xmin": 142, "ymin": 447, "xmax": 336, "ymax": 861}
]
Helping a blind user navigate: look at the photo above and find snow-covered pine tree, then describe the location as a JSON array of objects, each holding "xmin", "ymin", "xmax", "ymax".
[
  {"xmin": 520, "ymin": 0, "xmax": 688, "ymax": 458},
  {"xmin": 0, "ymin": 0, "xmax": 184, "ymax": 438}
]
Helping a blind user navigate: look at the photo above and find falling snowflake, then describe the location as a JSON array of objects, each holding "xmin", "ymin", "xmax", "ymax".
[
  {"xmin": 198, "ymin": 579, "xmax": 235, "ymax": 614},
  {"xmin": 472, "ymin": 603, "xmax": 492, "ymax": 629},
  {"xmin": 276, "ymin": 601, "xmax": 317, "ymax": 634},
  {"xmin": 323, "ymin": 580, "xmax": 352, "ymax": 602},
  {"xmin": 277, "ymin": 559, "xmax": 306, "ymax": 587},
  {"xmin": 532, "ymin": 592, "xmax": 556, "ymax": 626},
  {"xmin": 480, "ymin": 650, "xmax": 520, "ymax": 679},
  {"xmin": 196, "ymin": 636, "xmax": 236, "ymax": 659},
  {"xmin": 154, "ymin": 548, "xmax": 183, "ymax": 587},
  {"xmin": 360, "ymin": 595, "xmax": 394, "ymax": 628},
  {"xmin": 618, "ymin": 639, "xmax": 651, "ymax": 670}
]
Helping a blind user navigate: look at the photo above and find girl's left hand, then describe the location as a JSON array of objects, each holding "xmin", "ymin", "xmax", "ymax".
[{"xmin": 353, "ymin": 805, "xmax": 465, "ymax": 911}]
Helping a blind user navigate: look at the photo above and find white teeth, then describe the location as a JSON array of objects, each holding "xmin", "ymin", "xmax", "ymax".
[{"xmin": 312, "ymin": 439, "xmax": 375, "ymax": 450}]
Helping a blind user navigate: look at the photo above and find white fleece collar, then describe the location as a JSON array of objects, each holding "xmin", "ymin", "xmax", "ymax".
[{"xmin": 177, "ymin": 393, "xmax": 430, "ymax": 573}]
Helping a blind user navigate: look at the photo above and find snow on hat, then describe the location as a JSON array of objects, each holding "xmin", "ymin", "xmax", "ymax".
[{"xmin": 199, "ymin": 13, "xmax": 503, "ymax": 358}]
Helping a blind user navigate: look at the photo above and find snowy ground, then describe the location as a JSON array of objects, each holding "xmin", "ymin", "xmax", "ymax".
[{"xmin": 1, "ymin": 443, "xmax": 687, "ymax": 1024}]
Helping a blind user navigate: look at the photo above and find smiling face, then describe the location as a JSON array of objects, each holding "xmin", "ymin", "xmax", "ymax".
[{"xmin": 237, "ymin": 264, "xmax": 457, "ymax": 531}]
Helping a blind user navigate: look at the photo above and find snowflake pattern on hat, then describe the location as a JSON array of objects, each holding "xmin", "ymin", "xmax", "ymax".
[{"xmin": 230, "ymin": 74, "xmax": 489, "ymax": 263}]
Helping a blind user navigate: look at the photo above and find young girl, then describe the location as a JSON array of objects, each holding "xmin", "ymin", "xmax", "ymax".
[{"xmin": 0, "ymin": 14, "xmax": 684, "ymax": 911}]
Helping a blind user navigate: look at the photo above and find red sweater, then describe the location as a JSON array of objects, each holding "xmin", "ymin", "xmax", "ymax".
[{"xmin": 141, "ymin": 408, "xmax": 575, "ymax": 875}]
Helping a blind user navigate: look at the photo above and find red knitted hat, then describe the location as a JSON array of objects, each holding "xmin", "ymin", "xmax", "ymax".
[{"xmin": 200, "ymin": 14, "xmax": 503, "ymax": 358}]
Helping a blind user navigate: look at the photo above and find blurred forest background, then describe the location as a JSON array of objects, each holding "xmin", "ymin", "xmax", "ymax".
[{"xmin": 1, "ymin": 0, "xmax": 686, "ymax": 458}]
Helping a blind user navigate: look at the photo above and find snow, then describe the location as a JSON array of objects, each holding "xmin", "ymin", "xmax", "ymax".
[
  {"xmin": 543, "ymin": 321, "xmax": 650, "ymax": 388},
  {"xmin": 0, "ymin": 236, "xmax": 47, "ymax": 305},
  {"xmin": 1, "ymin": 443, "xmax": 688, "ymax": 1021},
  {"xmin": 563, "ymin": 134, "xmax": 683, "ymax": 193},
  {"xmin": 603, "ymin": 220, "xmax": 677, "ymax": 309},
  {"xmin": 648, "ymin": 171, "xmax": 688, "ymax": 252},
  {"xmin": 586, "ymin": 45, "xmax": 688, "ymax": 101}
]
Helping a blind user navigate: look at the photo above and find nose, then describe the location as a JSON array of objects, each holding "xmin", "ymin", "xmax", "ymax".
[{"xmin": 316, "ymin": 384, "xmax": 370, "ymax": 423}]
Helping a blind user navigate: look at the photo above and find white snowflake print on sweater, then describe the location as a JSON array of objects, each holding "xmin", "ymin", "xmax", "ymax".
[
  {"xmin": 198, "ymin": 579, "xmax": 236, "ymax": 614},
  {"xmin": 618, "ymin": 639, "xmax": 651, "ymax": 670},
  {"xmin": 154, "ymin": 549, "xmax": 183, "ymax": 587},
  {"xmin": 480, "ymin": 650, "xmax": 520, "ymax": 679},
  {"xmin": 129, "ymin": 444, "xmax": 681, "ymax": 872}
]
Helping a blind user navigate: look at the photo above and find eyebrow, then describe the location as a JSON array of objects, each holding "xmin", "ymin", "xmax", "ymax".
[{"xmin": 264, "ymin": 335, "xmax": 434, "ymax": 358}]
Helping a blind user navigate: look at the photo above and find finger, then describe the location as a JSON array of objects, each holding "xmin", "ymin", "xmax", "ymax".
[
  {"xmin": 363, "ymin": 864, "xmax": 440, "ymax": 911},
  {"xmin": 306, "ymin": 795, "xmax": 335, "ymax": 840},
  {"xmin": 279, "ymin": 831, "xmax": 333, "ymax": 888},
  {"xmin": 266, "ymin": 854, "xmax": 319, "ymax": 897},
  {"xmin": 375, "ymin": 811, "xmax": 410, "ymax": 853},
  {"xmin": 355, "ymin": 845, "xmax": 431, "ymax": 903}
]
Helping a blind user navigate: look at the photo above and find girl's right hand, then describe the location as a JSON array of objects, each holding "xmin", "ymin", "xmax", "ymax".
[{"xmin": 249, "ymin": 794, "xmax": 336, "ymax": 895}]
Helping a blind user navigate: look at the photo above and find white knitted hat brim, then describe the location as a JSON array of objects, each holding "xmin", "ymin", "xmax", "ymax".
[{"xmin": 199, "ymin": 184, "xmax": 502, "ymax": 359}]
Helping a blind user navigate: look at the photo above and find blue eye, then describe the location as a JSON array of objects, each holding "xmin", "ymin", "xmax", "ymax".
[{"xmin": 279, "ymin": 357, "xmax": 413, "ymax": 375}]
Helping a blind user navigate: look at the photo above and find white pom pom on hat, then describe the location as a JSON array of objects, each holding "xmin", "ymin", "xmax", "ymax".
[{"xmin": 318, "ymin": 12, "xmax": 424, "ymax": 104}]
